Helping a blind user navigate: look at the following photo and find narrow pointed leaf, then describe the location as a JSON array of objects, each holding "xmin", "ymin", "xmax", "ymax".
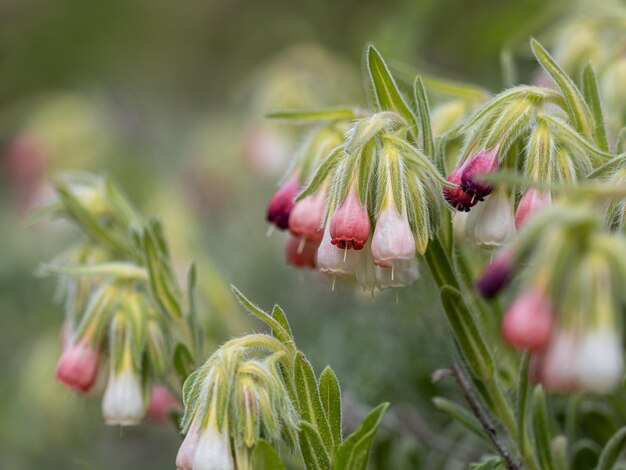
[
  {"xmin": 432, "ymin": 397, "xmax": 489, "ymax": 444},
  {"xmin": 231, "ymin": 286, "xmax": 292, "ymax": 345},
  {"xmin": 319, "ymin": 366, "xmax": 342, "ymax": 450},
  {"xmin": 598, "ymin": 427, "xmax": 626, "ymax": 470},
  {"xmin": 271, "ymin": 304, "xmax": 293, "ymax": 339},
  {"xmin": 414, "ymin": 76, "xmax": 435, "ymax": 157},
  {"xmin": 582, "ymin": 64, "xmax": 609, "ymax": 151},
  {"xmin": 299, "ymin": 421, "xmax": 331, "ymax": 470},
  {"xmin": 297, "ymin": 146, "xmax": 343, "ymax": 201},
  {"xmin": 532, "ymin": 386, "xmax": 555, "ymax": 470},
  {"xmin": 266, "ymin": 107, "xmax": 361, "ymax": 121}
]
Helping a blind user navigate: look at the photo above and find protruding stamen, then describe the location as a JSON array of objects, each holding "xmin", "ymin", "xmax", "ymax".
[
  {"xmin": 297, "ymin": 237, "xmax": 306, "ymax": 255},
  {"xmin": 343, "ymin": 247, "xmax": 348, "ymax": 262},
  {"xmin": 331, "ymin": 275, "xmax": 336, "ymax": 291},
  {"xmin": 266, "ymin": 225, "xmax": 275, "ymax": 238}
]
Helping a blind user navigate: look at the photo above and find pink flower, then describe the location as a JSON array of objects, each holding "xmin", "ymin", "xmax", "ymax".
[
  {"xmin": 288, "ymin": 191, "xmax": 326, "ymax": 243},
  {"xmin": 285, "ymin": 235, "xmax": 319, "ymax": 269},
  {"xmin": 460, "ymin": 147, "xmax": 499, "ymax": 201},
  {"xmin": 371, "ymin": 205, "xmax": 415, "ymax": 267},
  {"xmin": 266, "ymin": 175, "xmax": 299, "ymax": 230},
  {"xmin": 147, "ymin": 386, "xmax": 180, "ymax": 423},
  {"xmin": 176, "ymin": 418, "xmax": 201, "ymax": 470},
  {"xmin": 515, "ymin": 189, "xmax": 551, "ymax": 230},
  {"xmin": 443, "ymin": 164, "xmax": 477, "ymax": 212},
  {"xmin": 329, "ymin": 186, "xmax": 370, "ymax": 250},
  {"xmin": 476, "ymin": 249, "xmax": 516, "ymax": 298},
  {"xmin": 55, "ymin": 338, "xmax": 100, "ymax": 393},
  {"xmin": 501, "ymin": 289, "xmax": 553, "ymax": 351}
]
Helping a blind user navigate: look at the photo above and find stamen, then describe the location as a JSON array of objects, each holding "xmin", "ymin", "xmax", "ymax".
[
  {"xmin": 297, "ymin": 237, "xmax": 306, "ymax": 255},
  {"xmin": 395, "ymin": 290, "xmax": 399, "ymax": 304},
  {"xmin": 343, "ymin": 247, "xmax": 348, "ymax": 262},
  {"xmin": 391, "ymin": 264, "xmax": 395, "ymax": 281},
  {"xmin": 331, "ymin": 275, "xmax": 336, "ymax": 291},
  {"xmin": 266, "ymin": 225, "xmax": 275, "ymax": 238}
]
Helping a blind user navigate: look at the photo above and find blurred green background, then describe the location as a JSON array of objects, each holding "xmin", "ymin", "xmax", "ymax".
[{"xmin": 0, "ymin": 0, "xmax": 565, "ymax": 468}]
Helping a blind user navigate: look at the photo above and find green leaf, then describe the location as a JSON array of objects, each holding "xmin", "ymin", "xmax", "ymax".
[
  {"xmin": 470, "ymin": 456, "xmax": 505, "ymax": 470},
  {"xmin": 530, "ymin": 38, "xmax": 593, "ymax": 136},
  {"xmin": 332, "ymin": 402, "xmax": 389, "ymax": 470},
  {"xmin": 571, "ymin": 439, "xmax": 600, "ymax": 470},
  {"xmin": 531, "ymin": 386, "xmax": 555, "ymax": 470},
  {"xmin": 271, "ymin": 304, "xmax": 293, "ymax": 339},
  {"xmin": 541, "ymin": 114, "xmax": 613, "ymax": 160},
  {"xmin": 294, "ymin": 353, "xmax": 333, "ymax": 453},
  {"xmin": 186, "ymin": 263, "xmax": 202, "ymax": 355},
  {"xmin": 299, "ymin": 421, "xmax": 331, "ymax": 470},
  {"xmin": 516, "ymin": 354, "xmax": 534, "ymax": 466},
  {"xmin": 432, "ymin": 397, "xmax": 489, "ymax": 444},
  {"xmin": 598, "ymin": 427, "xmax": 626, "ymax": 470},
  {"xmin": 266, "ymin": 107, "xmax": 361, "ymax": 121},
  {"xmin": 366, "ymin": 45, "xmax": 418, "ymax": 135},
  {"xmin": 582, "ymin": 63, "xmax": 609, "ymax": 152},
  {"xmin": 250, "ymin": 439, "xmax": 286, "ymax": 470},
  {"xmin": 173, "ymin": 343, "xmax": 194, "ymax": 385},
  {"xmin": 413, "ymin": 76, "xmax": 435, "ymax": 158},
  {"xmin": 319, "ymin": 366, "xmax": 342, "ymax": 450},
  {"xmin": 231, "ymin": 286, "xmax": 293, "ymax": 345},
  {"xmin": 297, "ymin": 146, "xmax": 343, "ymax": 201},
  {"xmin": 38, "ymin": 262, "xmax": 147, "ymax": 280}
]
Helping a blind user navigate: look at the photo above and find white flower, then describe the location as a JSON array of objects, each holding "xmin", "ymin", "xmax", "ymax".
[
  {"xmin": 575, "ymin": 329, "xmax": 624, "ymax": 394},
  {"xmin": 541, "ymin": 331, "xmax": 579, "ymax": 392},
  {"xmin": 371, "ymin": 205, "xmax": 415, "ymax": 268},
  {"xmin": 102, "ymin": 367, "xmax": 144, "ymax": 426},
  {"xmin": 176, "ymin": 418, "xmax": 201, "ymax": 470},
  {"xmin": 375, "ymin": 258, "xmax": 419, "ymax": 290},
  {"xmin": 192, "ymin": 416, "xmax": 235, "ymax": 470},
  {"xmin": 466, "ymin": 187, "xmax": 516, "ymax": 249},
  {"xmin": 317, "ymin": 224, "xmax": 360, "ymax": 276}
]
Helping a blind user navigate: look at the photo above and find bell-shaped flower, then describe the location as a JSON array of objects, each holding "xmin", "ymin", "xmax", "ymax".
[
  {"xmin": 102, "ymin": 364, "xmax": 145, "ymax": 426},
  {"xmin": 329, "ymin": 186, "xmax": 370, "ymax": 250},
  {"xmin": 460, "ymin": 147, "xmax": 499, "ymax": 201},
  {"xmin": 466, "ymin": 188, "xmax": 515, "ymax": 249},
  {"xmin": 375, "ymin": 258, "xmax": 419, "ymax": 290},
  {"xmin": 540, "ymin": 331, "xmax": 579, "ymax": 392},
  {"xmin": 55, "ymin": 338, "xmax": 100, "ymax": 393},
  {"xmin": 475, "ymin": 249, "xmax": 515, "ymax": 298},
  {"xmin": 318, "ymin": 224, "xmax": 360, "ymax": 276},
  {"xmin": 443, "ymin": 164, "xmax": 477, "ymax": 212},
  {"xmin": 191, "ymin": 413, "xmax": 235, "ymax": 470},
  {"xmin": 285, "ymin": 235, "xmax": 319, "ymax": 269},
  {"xmin": 147, "ymin": 385, "xmax": 180, "ymax": 423},
  {"xmin": 575, "ymin": 328, "xmax": 624, "ymax": 394},
  {"xmin": 501, "ymin": 289, "xmax": 553, "ymax": 351},
  {"xmin": 288, "ymin": 190, "xmax": 326, "ymax": 243},
  {"xmin": 176, "ymin": 417, "xmax": 201, "ymax": 470},
  {"xmin": 371, "ymin": 204, "xmax": 416, "ymax": 268},
  {"xmin": 266, "ymin": 175, "xmax": 299, "ymax": 230},
  {"xmin": 515, "ymin": 189, "xmax": 551, "ymax": 230}
]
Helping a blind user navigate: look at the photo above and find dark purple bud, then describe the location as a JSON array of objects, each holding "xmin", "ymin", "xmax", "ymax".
[{"xmin": 476, "ymin": 251, "xmax": 515, "ymax": 298}]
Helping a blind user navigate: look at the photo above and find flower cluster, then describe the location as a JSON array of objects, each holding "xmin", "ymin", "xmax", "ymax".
[
  {"xmin": 176, "ymin": 341, "xmax": 298, "ymax": 470},
  {"xmin": 265, "ymin": 47, "xmax": 453, "ymax": 292},
  {"xmin": 477, "ymin": 202, "xmax": 626, "ymax": 393},
  {"xmin": 43, "ymin": 173, "xmax": 195, "ymax": 426}
]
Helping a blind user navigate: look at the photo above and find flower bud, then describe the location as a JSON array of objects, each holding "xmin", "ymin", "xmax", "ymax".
[
  {"xmin": 288, "ymin": 191, "xmax": 326, "ymax": 243},
  {"xmin": 443, "ymin": 165, "xmax": 477, "ymax": 212},
  {"xmin": 266, "ymin": 175, "xmax": 299, "ymax": 230},
  {"xmin": 460, "ymin": 147, "xmax": 499, "ymax": 201},
  {"xmin": 102, "ymin": 366, "xmax": 145, "ymax": 426},
  {"xmin": 476, "ymin": 250, "xmax": 515, "ymax": 298},
  {"xmin": 318, "ymin": 224, "xmax": 360, "ymax": 276},
  {"xmin": 575, "ymin": 329, "xmax": 624, "ymax": 394},
  {"xmin": 501, "ymin": 289, "xmax": 553, "ymax": 351},
  {"xmin": 329, "ymin": 186, "xmax": 370, "ymax": 250},
  {"xmin": 147, "ymin": 385, "xmax": 180, "ymax": 423},
  {"xmin": 55, "ymin": 338, "xmax": 100, "ymax": 393},
  {"xmin": 371, "ymin": 205, "xmax": 415, "ymax": 268},
  {"xmin": 467, "ymin": 188, "xmax": 515, "ymax": 249},
  {"xmin": 515, "ymin": 189, "xmax": 551, "ymax": 230},
  {"xmin": 285, "ymin": 235, "xmax": 319, "ymax": 269}
]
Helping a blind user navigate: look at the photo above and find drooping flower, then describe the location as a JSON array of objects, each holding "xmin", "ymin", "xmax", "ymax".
[
  {"xmin": 443, "ymin": 164, "xmax": 477, "ymax": 212},
  {"xmin": 329, "ymin": 186, "xmax": 370, "ymax": 250},
  {"xmin": 515, "ymin": 189, "xmax": 552, "ymax": 229},
  {"xmin": 55, "ymin": 338, "xmax": 100, "ymax": 393},
  {"xmin": 285, "ymin": 235, "xmax": 319, "ymax": 269},
  {"xmin": 466, "ymin": 187, "xmax": 515, "ymax": 249},
  {"xmin": 288, "ymin": 190, "xmax": 326, "ymax": 243},
  {"xmin": 147, "ymin": 385, "xmax": 180, "ymax": 423},
  {"xmin": 191, "ymin": 413, "xmax": 235, "ymax": 470},
  {"xmin": 102, "ymin": 365, "xmax": 145, "ymax": 426},
  {"xmin": 317, "ymin": 224, "xmax": 360, "ymax": 276},
  {"xmin": 460, "ymin": 146, "xmax": 500, "ymax": 201},
  {"xmin": 176, "ymin": 417, "xmax": 201, "ymax": 470},
  {"xmin": 575, "ymin": 329, "xmax": 624, "ymax": 394},
  {"xmin": 371, "ymin": 205, "xmax": 416, "ymax": 268},
  {"xmin": 539, "ymin": 331, "xmax": 579, "ymax": 392},
  {"xmin": 501, "ymin": 289, "xmax": 553, "ymax": 351},
  {"xmin": 266, "ymin": 175, "xmax": 299, "ymax": 230},
  {"xmin": 475, "ymin": 250, "xmax": 516, "ymax": 298}
]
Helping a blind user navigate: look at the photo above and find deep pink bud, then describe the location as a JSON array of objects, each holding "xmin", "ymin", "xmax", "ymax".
[
  {"xmin": 460, "ymin": 147, "xmax": 499, "ymax": 201},
  {"xmin": 501, "ymin": 289, "xmax": 553, "ymax": 351},
  {"xmin": 147, "ymin": 386, "xmax": 180, "ymax": 423},
  {"xmin": 443, "ymin": 165, "xmax": 477, "ymax": 212},
  {"xmin": 329, "ymin": 187, "xmax": 370, "ymax": 250},
  {"xmin": 266, "ymin": 175, "xmax": 299, "ymax": 230},
  {"xmin": 515, "ymin": 189, "xmax": 551, "ymax": 230},
  {"xmin": 288, "ymin": 191, "xmax": 326, "ymax": 243},
  {"xmin": 55, "ymin": 339, "xmax": 100, "ymax": 393},
  {"xmin": 285, "ymin": 235, "xmax": 319, "ymax": 269},
  {"xmin": 475, "ymin": 251, "xmax": 515, "ymax": 298}
]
